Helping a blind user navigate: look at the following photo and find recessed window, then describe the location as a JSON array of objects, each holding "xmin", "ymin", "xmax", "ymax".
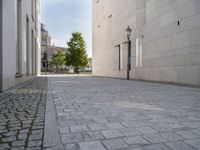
[{"xmin": 177, "ymin": 20, "xmax": 180, "ymax": 26}]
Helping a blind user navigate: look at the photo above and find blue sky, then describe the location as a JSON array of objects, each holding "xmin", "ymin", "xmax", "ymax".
[{"xmin": 41, "ymin": 0, "xmax": 92, "ymax": 57}]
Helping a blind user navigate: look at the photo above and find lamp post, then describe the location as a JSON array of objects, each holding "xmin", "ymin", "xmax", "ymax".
[{"xmin": 126, "ymin": 26, "xmax": 132, "ymax": 80}]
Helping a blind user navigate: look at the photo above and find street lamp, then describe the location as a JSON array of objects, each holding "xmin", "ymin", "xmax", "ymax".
[{"xmin": 126, "ymin": 26, "xmax": 132, "ymax": 80}]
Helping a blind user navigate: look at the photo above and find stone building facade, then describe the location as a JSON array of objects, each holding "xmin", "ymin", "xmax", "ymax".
[
  {"xmin": 0, "ymin": 0, "xmax": 41, "ymax": 92},
  {"xmin": 40, "ymin": 23, "xmax": 68, "ymax": 71},
  {"xmin": 93, "ymin": 0, "xmax": 200, "ymax": 85},
  {"xmin": 41, "ymin": 23, "xmax": 51, "ymax": 57}
]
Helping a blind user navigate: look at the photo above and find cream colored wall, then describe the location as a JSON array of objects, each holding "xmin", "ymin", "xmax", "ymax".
[
  {"xmin": 93, "ymin": 0, "xmax": 200, "ymax": 85},
  {"xmin": 0, "ymin": 0, "xmax": 41, "ymax": 92}
]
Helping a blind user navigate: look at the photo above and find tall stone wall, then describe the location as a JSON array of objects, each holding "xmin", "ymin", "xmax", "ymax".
[
  {"xmin": 93, "ymin": 0, "xmax": 200, "ymax": 85},
  {"xmin": 0, "ymin": 0, "xmax": 40, "ymax": 92},
  {"xmin": 0, "ymin": 0, "xmax": 2, "ymax": 91}
]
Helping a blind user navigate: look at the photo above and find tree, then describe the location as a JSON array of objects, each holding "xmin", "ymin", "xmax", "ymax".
[
  {"xmin": 66, "ymin": 32, "xmax": 88, "ymax": 73},
  {"xmin": 50, "ymin": 50, "xmax": 66, "ymax": 73}
]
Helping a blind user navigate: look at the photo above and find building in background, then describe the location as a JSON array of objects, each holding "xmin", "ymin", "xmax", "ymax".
[
  {"xmin": 93, "ymin": 0, "xmax": 200, "ymax": 86},
  {"xmin": 41, "ymin": 23, "xmax": 51, "ymax": 57},
  {"xmin": 0, "ymin": 0, "xmax": 41, "ymax": 92},
  {"xmin": 41, "ymin": 23, "xmax": 68, "ymax": 71}
]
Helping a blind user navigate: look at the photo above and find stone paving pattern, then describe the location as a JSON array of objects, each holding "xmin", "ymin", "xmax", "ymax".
[
  {"xmin": 1, "ymin": 76, "xmax": 200, "ymax": 150},
  {"xmin": 0, "ymin": 77, "xmax": 47, "ymax": 150},
  {"xmin": 49, "ymin": 76, "xmax": 200, "ymax": 150}
]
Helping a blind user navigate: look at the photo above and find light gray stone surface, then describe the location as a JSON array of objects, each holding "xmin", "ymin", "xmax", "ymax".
[
  {"xmin": 47, "ymin": 76, "xmax": 200, "ymax": 149},
  {"xmin": 79, "ymin": 141, "xmax": 106, "ymax": 150}
]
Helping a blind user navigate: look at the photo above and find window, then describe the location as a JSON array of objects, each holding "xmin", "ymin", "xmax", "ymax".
[
  {"xmin": 32, "ymin": 29, "xmax": 34, "ymax": 75},
  {"xmin": 26, "ymin": 16, "xmax": 30, "ymax": 75},
  {"xmin": 16, "ymin": 0, "xmax": 22, "ymax": 74},
  {"xmin": 118, "ymin": 45, "xmax": 121, "ymax": 70}
]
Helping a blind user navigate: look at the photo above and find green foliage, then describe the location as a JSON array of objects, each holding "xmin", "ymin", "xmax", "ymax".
[
  {"xmin": 66, "ymin": 32, "xmax": 88, "ymax": 73},
  {"xmin": 50, "ymin": 50, "xmax": 66, "ymax": 67}
]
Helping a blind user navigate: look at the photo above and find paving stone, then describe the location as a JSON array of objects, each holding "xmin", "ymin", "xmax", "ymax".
[
  {"xmin": 176, "ymin": 130, "xmax": 199, "ymax": 139},
  {"xmin": 142, "ymin": 134, "xmax": 170, "ymax": 143},
  {"xmin": 101, "ymin": 130, "xmax": 124, "ymax": 139},
  {"xmin": 123, "ymin": 136, "xmax": 149, "ymax": 146},
  {"xmin": 64, "ymin": 143, "xmax": 78, "ymax": 150},
  {"xmin": 79, "ymin": 141, "xmax": 106, "ymax": 150},
  {"xmin": 190, "ymin": 128, "xmax": 200, "ymax": 136},
  {"xmin": 29, "ymin": 133, "xmax": 42, "ymax": 140},
  {"xmin": 12, "ymin": 147, "xmax": 25, "ymax": 150},
  {"xmin": 61, "ymin": 133, "xmax": 83, "ymax": 144},
  {"xmin": 122, "ymin": 148, "xmax": 145, "ymax": 150},
  {"xmin": 143, "ymin": 143, "xmax": 171, "ymax": 150},
  {"xmin": 19, "ymin": 129, "xmax": 29, "ymax": 134},
  {"xmin": 12, "ymin": 140, "xmax": 26, "ymax": 147},
  {"xmin": 59, "ymin": 127, "xmax": 70, "ymax": 134},
  {"xmin": 18, "ymin": 133, "xmax": 27, "ymax": 140},
  {"xmin": 31, "ymin": 129, "xmax": 43, "ymax": 134},
  {"xmin": 27, "ymin": 147, "xmax": 41, "ymax": 150},
  {"xmin": 0, "ymin": 143, "xmax": 11, "ymax": 149},
  {"xmin": 106, "ymin": 122, "xmax": 124, "ymax": 129},
  {"xmin": 102, "ymin": 138, "xmax": 129, "ymax": 150},
  {"xmin": 185, "ymin": 138, "xmax": 200, "ymax": 149},
  {"xmin": 119, "ymin": 128, "xmax": 141, "ymax": 137},
  {"xmin": 181, "ymin": 121, "xmax": 200, "ymax": 129},
  {"xmin": 28, "ymin": 140, "xmax": 42, "ymax": 147},
  {"xmin": 160, "ymin": 132, "xmax": 184, "ymax": 142},
  {"xmin": 92, "ymin": 117, "xmax": 108, "ymax": 124},
  {"xmin": 3, "ymin": 131, "xmax": 17, "ymax": 137},
  {"xmin": 88, "ymin": 124, "xmax": 108, "ymax": 131},
  {"xmin": 166, "ymin": 141, "xmax": 197, "ymax": 150},
  {"xmin": 82, "ymin": 131, "xmax": 104, "ymax": 141},
  {"xmin": 136, "ymin": 127, "xmax": 158, "ymax": 134},
  {"xmin": 2, "ymin": 136, "xmax": 17, "ymax": 142},
  {"xmin": 70, "ymin": 125, "xmax": 89, "ymax": 133}
]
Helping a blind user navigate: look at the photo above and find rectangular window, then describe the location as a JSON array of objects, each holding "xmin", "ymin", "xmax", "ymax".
[
  {"xmin": 35, "ymin": 38, "xmax": 37, "ymax": 74},
  {"xmin": 118, "ymin": 45, "xmax": 121, "ymax": 70},
  {"xmin": 26, "ymin": 16, "xmax": 29, "ymax": 75},
  {"xmin": 32, "ymin": 29, "xmax": 34, "ymax": 75},
  {"xmin": 17, "ymin": 0, "xmax": 22, "ymax": 74}
]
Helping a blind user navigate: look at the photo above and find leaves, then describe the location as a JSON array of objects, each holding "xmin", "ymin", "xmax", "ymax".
[
  {"xmin": 50, "ymin": 50, "xmax": 66, "ymax": 67},
  {"xmin": 66, "ymin": 32, "xmax": 88, "ymax": 73}
]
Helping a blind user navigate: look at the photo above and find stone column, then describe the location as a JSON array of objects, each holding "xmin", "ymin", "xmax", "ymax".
[{"xmin": 0, "ymin": 0, "xmax": 2, "ymax": 92}]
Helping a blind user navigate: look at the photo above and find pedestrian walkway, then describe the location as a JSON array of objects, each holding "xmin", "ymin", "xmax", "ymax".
[
  {"xmin": 1, "ymin": 76, "xmax": 200, "ymax": 150},
  {"xmin": 45, "ymin": 76, "xmax": 200, "ymax": 150},
  {"xmin": 0, "ymin": 77, "xmax": 47, "ymax": 150}
]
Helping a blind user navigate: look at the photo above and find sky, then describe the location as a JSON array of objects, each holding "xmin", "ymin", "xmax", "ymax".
[{"xmin": 41, "ymin": 0, "xmax": 92, "ymax": 57}]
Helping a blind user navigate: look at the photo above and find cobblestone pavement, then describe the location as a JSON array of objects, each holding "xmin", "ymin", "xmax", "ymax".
[
  {"xmin": 47, "ymin": 76, "xmax": 200, "ymax": 150},
  {"xmin": 0, "ymin": 77, "xmax": 47, "ymax": 150}
]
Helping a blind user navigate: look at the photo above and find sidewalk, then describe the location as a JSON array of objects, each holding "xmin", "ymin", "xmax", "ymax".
[
  {"xmin": 0, "ymin": 77, "xmax": 47, "ymax": 150},
  {"xmin": 0, "ymin": 76, "xmax": 200, "ymax": 150},
  {"xmin": 44, "ymin": 76, "xmax": 200, "ymax": 150}
]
